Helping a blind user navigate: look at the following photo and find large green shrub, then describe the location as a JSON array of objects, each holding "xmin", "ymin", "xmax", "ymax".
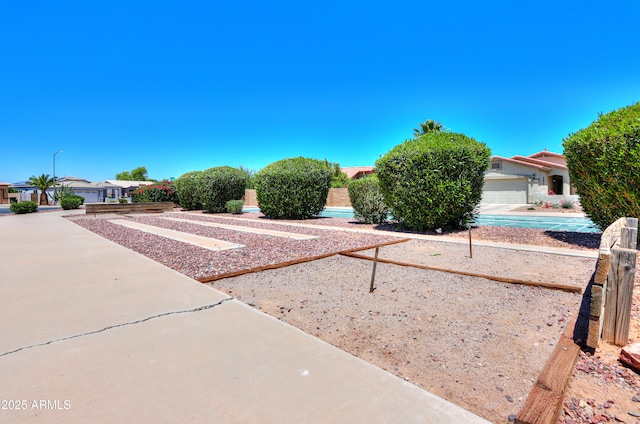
[
  {"xmin": 60, "ymin": 196, "xmax": 83, "ymax": 210},
  {"xmin": 131, "ymin": 180, "xmax": 178, "ymax": 204},
  {"xmin": 376, "ymin": 131, "xmax": 491, "ymax": 231},
  {"xmin": 563, "ymin": 101, "xmax": 640, "ymax": 230},
  {"xmin": 348, "ymin": 175, "xmax": 390, "ymax": 224},
  {"xmin": 10, "ymin": 201, "xmax": 38, "ymax": 214},
  {"xmin": 174, "ymin": 171, "xmax": 202, "ymax": 210},
  {"xmin": 197, "ymin": 167, "xmax": 247, "ymax": 213},
  {"xmin": 255, "ymin": 157, "xmax": 332, "ymax": 219}
]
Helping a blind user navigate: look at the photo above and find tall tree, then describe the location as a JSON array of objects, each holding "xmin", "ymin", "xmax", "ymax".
[
  {"xmin": 238, "ymin": 165, "xmax": 257, "ymax": 189},
  {"xmin": 28, "ymin": 174, "xmax": 55, "ymax": 205},
  {"xmin": 116, "ymin": 166, "xmax": 149, "ymax": 181},
  {"xmin": 413, "ymin": 119, "xmax": 444, "ymax": 136},
  {"xmin": 322, "ymin": 159, "xmax": 350, "ymax": 188}
]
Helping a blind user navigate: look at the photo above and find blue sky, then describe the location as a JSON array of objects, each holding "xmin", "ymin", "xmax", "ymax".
[{"xmin": 1, "ymin": 1, "xmax": 639, "ymax": 183}]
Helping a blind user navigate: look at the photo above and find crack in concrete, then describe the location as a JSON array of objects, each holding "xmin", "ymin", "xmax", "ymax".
[{"xmin": 0, "ymin": 297, "xmax": 234, "ymax": 358}]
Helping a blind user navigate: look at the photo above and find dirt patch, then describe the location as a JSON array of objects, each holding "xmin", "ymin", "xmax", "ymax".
[
  {"xmin": 208, "ymin": 246, "xmax": 587, "ymax": 423},
  {"xmin": 353, "ymin": 239, "xmax": 595, "ymax": 291}
]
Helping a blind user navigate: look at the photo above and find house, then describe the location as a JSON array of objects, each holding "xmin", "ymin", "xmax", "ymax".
[
  {"xmin": 105, "ymin": 180, "xmax": 154, "ymax": 197},
  {"xmin": 55, "ymin": 177, "xmax": 122, "ymax": 203},
  {"xmin": 341, "ymin": 166, "xmax": 375, "ymax": 179},
  {"xmin": 11, "ymin": 177, "xmax": 123, "ymax": 204},
  {"xmin": 483, "ymin": 150, "xmax": 573, "ymax": 204}
]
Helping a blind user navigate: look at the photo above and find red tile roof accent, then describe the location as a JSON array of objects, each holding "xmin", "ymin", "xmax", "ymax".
[{"xmin": 512, "ymin": 155, "xmax": 568, "ymax": 170}]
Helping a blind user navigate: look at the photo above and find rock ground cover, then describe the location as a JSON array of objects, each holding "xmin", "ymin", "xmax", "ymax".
[{"xmin": 66, "ymin": 210, "xmax": 640, "ymax": 423}]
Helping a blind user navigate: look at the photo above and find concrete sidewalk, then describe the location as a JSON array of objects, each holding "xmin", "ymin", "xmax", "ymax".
[{"xmin": 0, "ymin": 211, "xmax": 489, "ymax": 423}]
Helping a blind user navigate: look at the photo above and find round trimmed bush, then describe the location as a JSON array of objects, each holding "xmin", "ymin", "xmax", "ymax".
[
  {"xmin": 347, "ymin": 175, "xmax": 390, "ymax": 224},
  {"xmin": 10, "ymin": 201, "xmax": 38, "ymax": 214},
  {"xmin": 197, "ymin": 167, "xmax": 247, "ymax": 213},
  {"xmin": 255, "ymin": 157, "xmax": 332, "ymax": 219},
  {"xmin": 375, "ymin": 131, "xmax": 490, "ymax": 231},
  {"xmin": 60, "ymin": 196, "xmax": 83, "ymax": 210},
  {"xmin": 174, "ymin": 171, "xmax": 202, "ymax": 210},
  {"xmin": 563, "ymin": 101, "xmax": 640, "ymax": 230},
  {"xmin": 225, "ymin": 199, "xmax": 244, "ymax": 214}
]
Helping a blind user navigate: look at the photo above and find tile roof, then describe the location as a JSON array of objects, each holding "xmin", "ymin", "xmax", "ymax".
[
  {"xmin": 105, "ymin": 180, "xmax": 155, "ymax": 188},
  {"xmin": 341, "ymin": 166, "xmax": 375, "ymax": 179}
]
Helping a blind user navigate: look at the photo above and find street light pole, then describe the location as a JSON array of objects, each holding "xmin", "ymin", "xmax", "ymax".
[{"xmin": 53, "ymin": 150, "xmax": 63, "ymax": 204}]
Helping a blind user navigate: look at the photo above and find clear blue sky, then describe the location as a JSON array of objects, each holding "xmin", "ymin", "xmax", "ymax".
[{"xmin": 2, "ymin": 1, "xmax": 639, "ymax": 183}]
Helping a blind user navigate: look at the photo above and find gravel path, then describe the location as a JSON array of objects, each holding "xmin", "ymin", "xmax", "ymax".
[{"xmin": 68, "ymin": 213, "xmax": 400, "ymax": 280}]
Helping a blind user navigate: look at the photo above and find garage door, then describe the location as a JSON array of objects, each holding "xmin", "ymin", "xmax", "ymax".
[
  {"xmin": 75, "ymin": 190, "xmax": 100, "ymax": 203},
  {"xmin": 482, "ymin": 179, "xmax": 528, "ymax": 204}
]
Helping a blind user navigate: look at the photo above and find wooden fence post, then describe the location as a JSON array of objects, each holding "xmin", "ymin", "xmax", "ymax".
[
  {"xmin": 602, "ymin": 216, "xmax": 638, "ymax": 346},
  {"xmin": 612, "ymin": 247, "xmax": 638, "ymax": 346},
  {"xmin": 621, "ymin": 218, "xmax": 638, "ymax": 249}
]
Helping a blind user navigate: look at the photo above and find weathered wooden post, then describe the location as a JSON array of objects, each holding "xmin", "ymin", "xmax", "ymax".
[
  {"xmin": 369, "ymin": 247, "xmax": 379, "ymax": 293},
  {"xmin": 602, "ymin": 217, "xmax": 638, "ymax": 346}
]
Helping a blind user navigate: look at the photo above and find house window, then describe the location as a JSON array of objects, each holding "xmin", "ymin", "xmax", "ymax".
[{"xmin": 491, "ymin": 162, "xmax": 501, "ymax": 170}]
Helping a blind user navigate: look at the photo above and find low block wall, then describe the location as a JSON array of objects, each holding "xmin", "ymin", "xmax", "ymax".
[
  {"xmin": 531, "ymin": 194, "xmax": 580, "ymax": 205},
  {"xmin": 85, "ymin": 202, "xmax": 175, "ymax": 214},
  {"xmin": 243, "ymin": 188, "xmax": 353, "ymax": 208},
  {"xmin": 326, "ymin": 188, "xmax": 351, "ymax": 207}
]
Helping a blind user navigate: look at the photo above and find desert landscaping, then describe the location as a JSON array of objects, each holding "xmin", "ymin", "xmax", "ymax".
[{"xmin": 66, "ymin": 209, "xmax": 640, "ymax": 423}]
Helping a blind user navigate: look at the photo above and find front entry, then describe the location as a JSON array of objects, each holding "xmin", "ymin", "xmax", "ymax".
[{"xmin": 550, "ymin": 175, "xmax": 563, "ymax": 195}]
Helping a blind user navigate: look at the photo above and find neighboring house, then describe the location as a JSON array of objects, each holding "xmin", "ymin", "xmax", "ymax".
[
  {"xmin": 11, "ymin": 177, "xmax": 122, "ymax": 204},
  {"xmin": 105, "ymin": 180, "xmax": 154, "ymax": 197},
  {"xmin": 341, "ymin": 166, "xmax": 375, "ymax": 179},
  {"xmin": 54, "ymin": 177, "xmax": 122, "ymax": 203},
  {"xmin": 483, "ymin": 150, "xmax": 573, "ymax": 204}
]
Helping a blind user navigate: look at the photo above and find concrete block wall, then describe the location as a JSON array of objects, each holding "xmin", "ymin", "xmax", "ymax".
[
  {"xmin": 530, "ymin": 194, "xmax": 580, "ymax": 205},
  {"xmin": 326, "ymin": 188, "xmax": 351, "ymax": 207},
  {"xmin": 243, "ymin": 188, "xmax": 352, "ymax": 208}
]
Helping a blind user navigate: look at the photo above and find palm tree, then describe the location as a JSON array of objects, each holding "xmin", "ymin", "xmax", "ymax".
[
  {"xmin": 413, "ymin": 119, "xmax": 444, "ymax": 136},
  {"xmin": 28, "ymin": 174, "xmax": 55, "ymax": 205}
]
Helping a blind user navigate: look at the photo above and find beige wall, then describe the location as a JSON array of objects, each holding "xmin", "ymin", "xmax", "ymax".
[
  {"xmin": 244, "ymin": 188, "xmax": 352, "ymax": 208},
  {"xmin": 0, "ymin": 185, "xmax": 8, "ymax": 204},
  {"xmin": 244, "ymin": 189, "xmax": 258, "ymax": 207}
]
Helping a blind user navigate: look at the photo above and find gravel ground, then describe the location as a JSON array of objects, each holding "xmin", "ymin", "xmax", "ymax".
[
  {"xmin": 66, "ymin": 210, "xmax": 603, "ymax": 423},
  {"xmin": 228, "ymin": 211, "xmax": 602, "ymax": 251},
  {"xmin": 354, "ymin": 239, "xmax": 595, "ymax": 291},
  {"xmin": 67, "ymin": 213, "xmax": 400, "ymax": 280},
  {"xmin": 208, "ymin": 255, "xmax": 581, "ymax": 423}
]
